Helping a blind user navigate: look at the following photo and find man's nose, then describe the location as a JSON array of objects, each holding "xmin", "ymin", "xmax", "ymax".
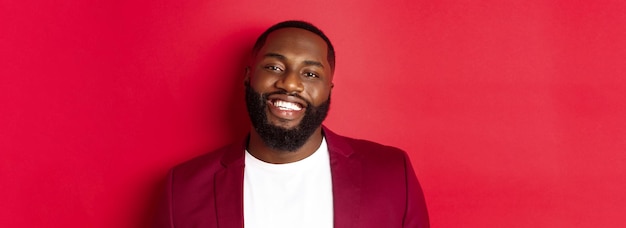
[{"xmin": 275, "ymin": 70, "xmax": 304, "ymax": 93}]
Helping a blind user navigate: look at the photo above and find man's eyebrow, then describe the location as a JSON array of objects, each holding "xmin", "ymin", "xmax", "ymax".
[
  {"xmin": 303, "ymin": 60, "xmax": 324, "ymax": 69},
  {"xmin": 263, "ymin": 53, "xmax": 286, "ymax": 60},
  {"xmin": 263, "ymin": 52, "xmax": 325, "ymax": 69}
]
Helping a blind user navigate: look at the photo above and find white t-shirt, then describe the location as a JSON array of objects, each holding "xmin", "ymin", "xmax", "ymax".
[{"xmin": 243, "ymin": 138, "xmax": 334, "ymax": 228}]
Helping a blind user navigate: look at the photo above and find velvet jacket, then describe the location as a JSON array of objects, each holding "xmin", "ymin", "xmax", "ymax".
[{"xmin": 155, "ymin": 126, "xmax": 429, "ymax": 228}]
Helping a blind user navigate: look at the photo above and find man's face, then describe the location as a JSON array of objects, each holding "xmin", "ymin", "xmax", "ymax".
[{"xmin": 245, "ymin": 28, "xmax": 333, "ymax": 151}]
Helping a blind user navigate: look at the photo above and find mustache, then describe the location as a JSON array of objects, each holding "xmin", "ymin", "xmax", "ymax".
[{"xmin": 262, "ymin": 90, "xmax": 312, "ymax": 107}]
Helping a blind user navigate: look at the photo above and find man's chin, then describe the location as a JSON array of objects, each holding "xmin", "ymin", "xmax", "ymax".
[{"xmin": 267, "ymin": 119, "xmax": 302, "ymax": 130}]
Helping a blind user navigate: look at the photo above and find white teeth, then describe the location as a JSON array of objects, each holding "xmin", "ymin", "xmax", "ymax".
[{"xmin": 273, "ymin": 100, "xmax": 302, "ymax": 111}]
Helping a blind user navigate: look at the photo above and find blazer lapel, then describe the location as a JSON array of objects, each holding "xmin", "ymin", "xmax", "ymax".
[
  {"xmin": 325, "ymin": 127, "xmax": 363, "ymax": 228},
  {"xmin": 214, "ymin": 140, "xmax": 246, "ymax": 228}
]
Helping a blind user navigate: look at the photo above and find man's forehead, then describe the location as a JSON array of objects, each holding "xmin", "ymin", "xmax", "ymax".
[{"xmin": 259, "ymin": 28, "xmax": 329, "ymax": 55}]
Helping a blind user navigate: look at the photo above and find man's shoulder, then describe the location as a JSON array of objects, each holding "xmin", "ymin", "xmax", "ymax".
[
  {"xmin": 337, "ymin": 134, "xmax": 405, "ymax": 153},
  {"xmin": 324, "ymin": 127, "xmax": 409, "ymax": 163},
  {"xmin": 170, "ymin": 140, "xmax": 244, "ymax": 181}
]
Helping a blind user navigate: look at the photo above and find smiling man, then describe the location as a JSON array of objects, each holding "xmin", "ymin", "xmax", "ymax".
[{"xmin": 156, "ymin": 20, "xmax": 429, "ymax": 228}]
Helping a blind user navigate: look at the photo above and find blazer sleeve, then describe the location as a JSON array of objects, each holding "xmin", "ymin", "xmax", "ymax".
[
  {"xmin": 154, "ymin": 168, "xmax": 174, "ymax": 228},
  {"xmin": 403, "ymin": 153, "xmax": 430, "ymax": 228}
]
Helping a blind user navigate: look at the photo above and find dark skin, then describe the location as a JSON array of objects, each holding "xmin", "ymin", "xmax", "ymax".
[{"xmin": 245, "ymin": 28, "xmax": 334, "ymax": 164}]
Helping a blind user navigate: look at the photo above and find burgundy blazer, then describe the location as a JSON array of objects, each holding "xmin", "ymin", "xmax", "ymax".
[{"xmin": 156, "ymin": 126, "xmax": 429, "ymax": 228}]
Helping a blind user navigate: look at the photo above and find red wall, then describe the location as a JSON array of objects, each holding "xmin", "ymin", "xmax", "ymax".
[{"xmin": 2, "ymin": 0, "xmax": 625, "ymax": 227}]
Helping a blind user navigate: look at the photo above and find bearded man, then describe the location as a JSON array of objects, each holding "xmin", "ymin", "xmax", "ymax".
[{"xmin": 156, "ymin": 20, "xmax": 429, "ymax": 228}]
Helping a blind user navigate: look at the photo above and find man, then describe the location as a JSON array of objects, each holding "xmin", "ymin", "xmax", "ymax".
[{"xmin": 156, "ymin": 20, "xmax": 429, "ymax": 228}]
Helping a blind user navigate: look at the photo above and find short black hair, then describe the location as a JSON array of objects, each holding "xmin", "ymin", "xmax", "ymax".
[{"xmin": 252, "ymin": 20, "xmax": 335, "ymax": 72}]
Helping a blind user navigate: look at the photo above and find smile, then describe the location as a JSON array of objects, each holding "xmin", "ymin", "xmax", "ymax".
[{"xmin": 272, "ymin": 99, "xmax": 302, "ymax": 111}]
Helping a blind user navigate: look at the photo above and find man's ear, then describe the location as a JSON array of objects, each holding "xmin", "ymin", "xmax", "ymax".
[{"xmin": 244, "ymin": 67, "xmax": 250, "ymax": 85}]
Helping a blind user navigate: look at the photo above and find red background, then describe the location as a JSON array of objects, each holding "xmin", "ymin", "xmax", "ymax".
[{"xmin": 2, "ymin": 0, "xmax": 625, "ymax": 227}]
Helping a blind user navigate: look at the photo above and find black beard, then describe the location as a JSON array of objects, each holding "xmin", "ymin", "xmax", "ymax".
[{"xmin": 245, "ymin": 83, "xmax": 330, "ymax": 152}]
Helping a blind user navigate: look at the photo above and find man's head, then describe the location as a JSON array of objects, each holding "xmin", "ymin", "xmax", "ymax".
[
  {"xmin": 252, "ymin": 20, "xmax": 335, "ymax": 73},
  {"xmin": 245, "ymin": 20, "xmax": 334, "ymax": 152}
]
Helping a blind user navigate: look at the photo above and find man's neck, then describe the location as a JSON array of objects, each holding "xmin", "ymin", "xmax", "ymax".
[{"xmin": 247, "ymin": 127, "xmax": 324, "ymax": 164}]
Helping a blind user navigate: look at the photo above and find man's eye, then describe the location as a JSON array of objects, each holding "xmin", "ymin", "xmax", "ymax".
[
  {"xmin": 265, "ymin": 65, "xmax": 282, "ymax": 72},
  {"xmin": 304, "ymin": 72, "xmax": 319, "ymax": 78}
]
